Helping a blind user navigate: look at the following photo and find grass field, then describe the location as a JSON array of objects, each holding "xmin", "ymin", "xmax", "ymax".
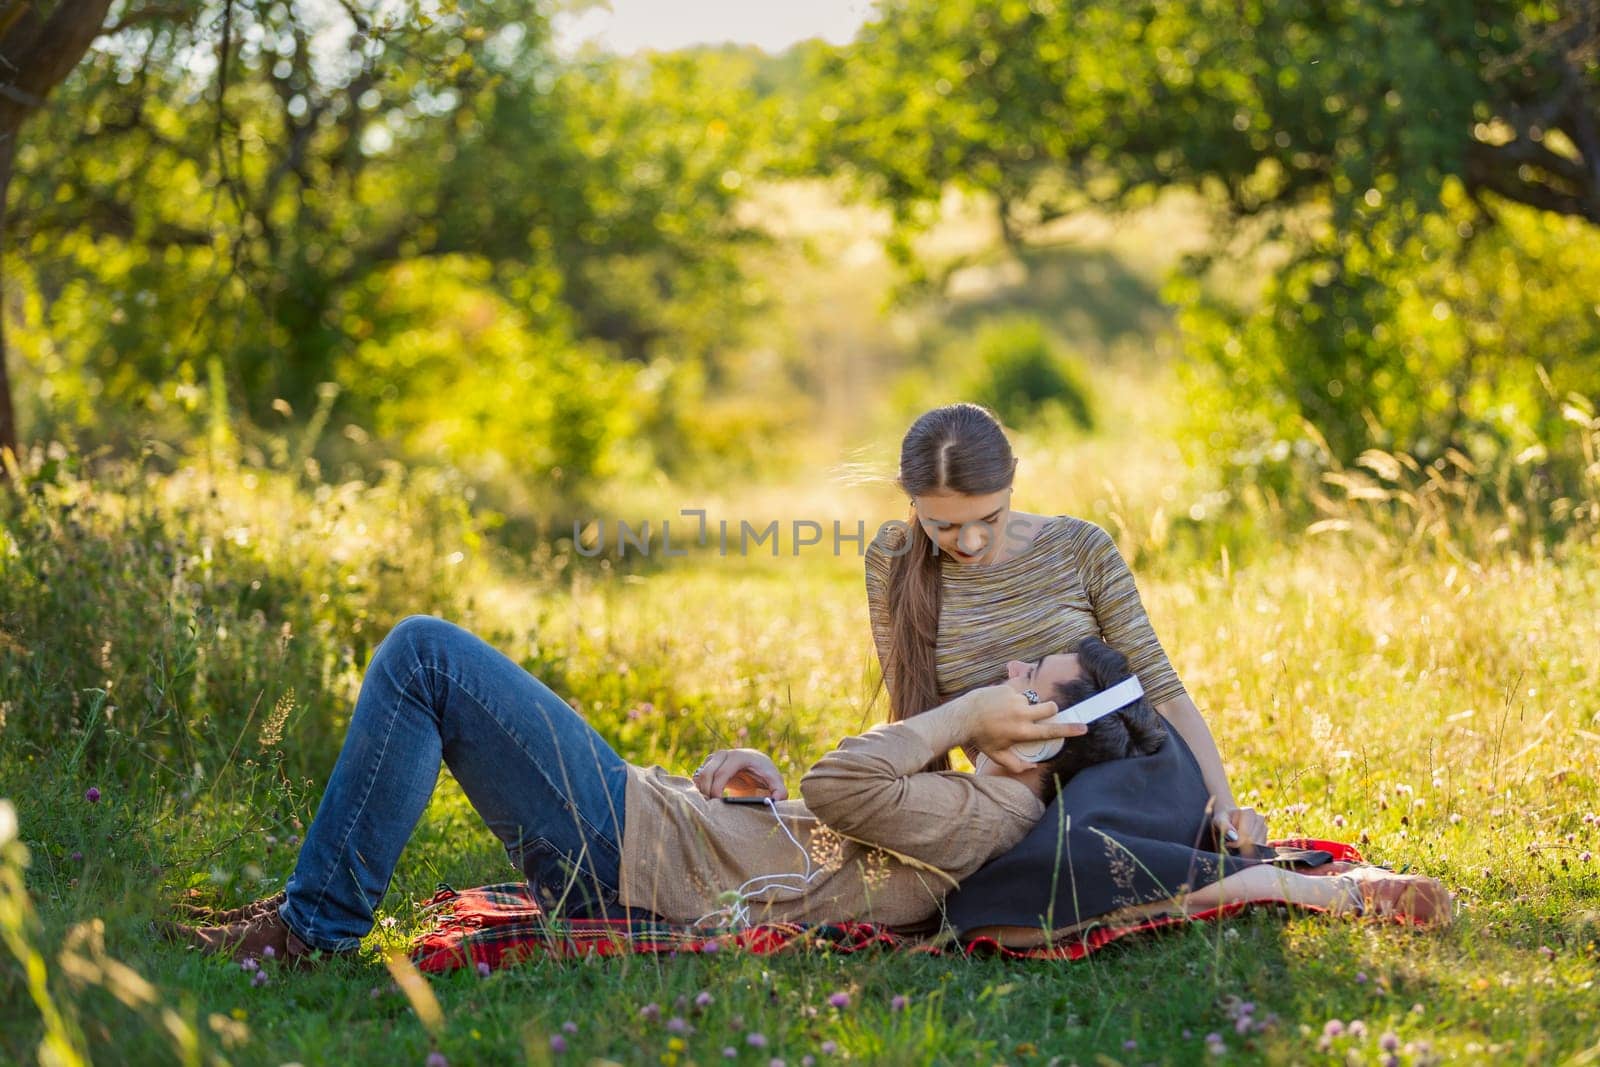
[{"xmin": 2, "ymin": 430, "xmax": 1597, "ymax": 1066}]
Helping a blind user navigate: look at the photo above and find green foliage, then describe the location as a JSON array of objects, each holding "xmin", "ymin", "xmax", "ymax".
[
  {"xmin": 951, "ymin": 315, "xmax": 1093, "ymax": 430},
  {"xmin": 333, "ymin": 255, "xmax": 649, "ymax": 482},
  {"xmin": 1174, "ymin": 182, "xmax": 1600, "ymax": 530},
  {"xmin": 803, "ymin": 0, "xmax": 1600, "ymax": 526},
  {"xmin": 10, "ymin": 1, "xmax": 774, "ymax": 486}
]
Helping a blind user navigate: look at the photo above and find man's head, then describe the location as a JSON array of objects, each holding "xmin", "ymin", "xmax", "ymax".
[{"xmin": 981, "ymin": 637, "xmax": 1168, "ymax": 803}]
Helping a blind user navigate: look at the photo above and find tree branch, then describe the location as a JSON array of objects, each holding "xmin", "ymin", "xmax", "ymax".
[{"xmin": 0, "ymin": 0, "xmax": 117, "ymax": 133}]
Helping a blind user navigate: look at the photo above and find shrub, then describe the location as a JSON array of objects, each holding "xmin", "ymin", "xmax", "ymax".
[{"xmin": 952, "ymin": 315, "xmax": 1094, "ymax": 430}]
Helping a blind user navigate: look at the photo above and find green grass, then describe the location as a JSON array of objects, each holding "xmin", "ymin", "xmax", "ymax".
[{"xmin": 2, "ymin": 440, "xmax": 1598, "ymax": 1066}]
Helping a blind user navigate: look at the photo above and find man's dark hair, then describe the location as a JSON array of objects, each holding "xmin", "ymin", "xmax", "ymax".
[{"xmin": 1036, "ymin": 636, "xmax": 1168, "ymax": 805}]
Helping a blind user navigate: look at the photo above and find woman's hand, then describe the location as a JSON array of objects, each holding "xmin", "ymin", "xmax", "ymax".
[
  {"xmin": 960, "ymin": 685, "xmax": 1085, "ymax": 775},
  {"xmin": 691, "ymin": 749, "xmax": 788, "ymax": 800},
  {"xmin": 1214, "ymin": 806, "xmax": 1269, "ymax": 855}
]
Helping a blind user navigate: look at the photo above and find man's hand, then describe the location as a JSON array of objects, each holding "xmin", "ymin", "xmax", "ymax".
[
  {"xmin": 959, "ymin": 685, "xmax": 1085, "ymax": 775},
  {"xmin": 691, "ymin": 748, "xmax": 788, "ymax": 800}
]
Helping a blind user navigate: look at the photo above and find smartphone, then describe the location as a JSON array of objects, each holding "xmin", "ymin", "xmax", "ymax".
[{"xmin": 719, "ymin": 794, "xmax": 773, "ymax": 805}]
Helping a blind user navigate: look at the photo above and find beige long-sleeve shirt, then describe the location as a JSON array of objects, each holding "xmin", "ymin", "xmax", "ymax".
[{"xmin": 617, "ymin": 721, "xmax": 1044, "ymax": 926}]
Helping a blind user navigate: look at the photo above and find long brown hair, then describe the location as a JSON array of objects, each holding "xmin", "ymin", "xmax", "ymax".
[{"xmin": 880, "ymin": 403, "xmax": 1016, "ymax": 768}]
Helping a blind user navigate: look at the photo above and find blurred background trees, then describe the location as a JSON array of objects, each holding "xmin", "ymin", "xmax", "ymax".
[{"xmin": 3, "ymin": 0, "xmax": 1598, "ymax": 533}]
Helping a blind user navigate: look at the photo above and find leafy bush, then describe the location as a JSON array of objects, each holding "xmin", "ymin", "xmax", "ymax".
[
  {"xmin": 1174, "ymin": 183, "xmax": 1600, "ymax": 539},
  {"xmin": 953, "ymin": 315, "xmax": 1093, "ymax": 430},
  {"xmin": 334, "ymin": 255, "xmax": 652, "ymax": 491}
]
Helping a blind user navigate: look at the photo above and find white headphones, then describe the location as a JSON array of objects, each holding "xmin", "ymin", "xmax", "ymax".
[{"xmin": 998, "ymin": 675, "xmax": 1146, "ymax": 765}]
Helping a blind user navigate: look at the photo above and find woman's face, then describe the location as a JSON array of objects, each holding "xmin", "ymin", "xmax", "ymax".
[{"xmin": 912, "ymin": 487, "xmax": 1013, "ymax": 564}]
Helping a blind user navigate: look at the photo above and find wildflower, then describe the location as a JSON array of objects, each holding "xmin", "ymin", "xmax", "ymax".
[
  {"xmin": 730, "ymin": 1016, "xmax": 745, "ymax": 1031},
  {"xmin": 828, "ymin": 992, "xmax": 850, "ymax": 1009},
  {"xmin": 85, "ymin": 787, "xmax": 101, "ymax": 804},
  {"xmin": 262, "ymin": 946, "xmax": 276, "ymax": 959},
  {"xmin": 71, "ymin": 851, "xmax": 83, "ymax": 862},
  {"xmin": 722, "ymin": 1050, "xmax": 736, "ymax": 1060},
  {"xmin": 240, "ymin": 958, "xmax": 259, "ymax": 973},
  {"xmin": 770, "ymin": 1060, "xmax": 785, "ymax": 1067},
  {"xmin": 1234, "ymin": 1016, "xmax": 1252, "ymax": 1035},
  {"xmin": 426, "ymin": 1054, "xmax": 448, "ymax": 1067},
  {"xmin": 747, "ymin": 1032, "xmax": 768, "ymax": 1048},
  {"xmin": 549, "ymin": 1035, "xmax": 567, "ymax": 1055},
  {"xmin": 695, "ymin": 992, "xmax": 714, "ymax": 1010},
  {"xmin": 802, "ymin": 1058, "xmax": 815, "ymax": 1067},
  {"xmin": 1333, "ymin": 814, "xmax": 1346, "ymax": 828},
  {"xmin": 640, "ymin": 1003, "xmax": 661, "ymax": 1022},
  {"xmin": 667, "ymin": 1018, "xmax": 690, "ymax": 1035},
  {"xmin": 1382, "ymin": 1057, "xmax": 1400, "ymax": 1067},
  {"xmin": 890, "ymin": 994, "xmax": 908, "ymax": 1012},
  {"xmin": 820, "ymin": 1041, "xmax": 837, "ymax": 1055},
  {"xmin": 702, "ymin": 940, "xmax": 720, "ymax": 954},
  {"xmin": 1355, "ymin": 971, "xmax": 1367, "ymax": 984},
  {"xmin": 1583, "ymin": 851, "xmax": 1593, "ymax": 863},
  {"xmin": 476, "ymin": 961, "xmax": 491, "ymax": 977},
  {"xmin": 369, "ymin": 986, "xmax": 383, "ymax": 1000},
  {"xmin": 1122, "ymin": 1039, "xmax": 1137, "ymax": 1051},
  {"xmin": 1205, "ymin": 1032, "xmax": 1226, "ymax": 1057},
  {"xmin": 251, "ymin": 970, "xmax": 269, "ymax": 988},
  {"xmin": 1539, "ymin": 945, "xmax": 1556, "ymax": 960},
  {"xmin": 562, "ymin": 1021, "xmax": 578, "ymax": 1034},
  {"xmin": 1348, "ymin": 1020, "xmax": 1367, "ymax": 1039},
  {"xmin": 1323, "ymin": 1020, "xmax": 1346, "ymax": 1038},
  {"xmin": 1380, "ymin": 1032, "xmax": 1400, "ymax": 1052},
  {"xmin": 380, "ymin": 916, "xmax": 399, "ymax": 930}
]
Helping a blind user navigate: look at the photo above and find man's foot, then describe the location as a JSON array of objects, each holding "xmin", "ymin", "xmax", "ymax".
[
  {"xmin": 155, "ymin": 902, "xmax": 320, "ymax": 966},
  {"xmin": 169, "ymin": 891, "xmax": 287, "ymax": 925}
]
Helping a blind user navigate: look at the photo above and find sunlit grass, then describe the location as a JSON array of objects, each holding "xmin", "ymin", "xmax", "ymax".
[{"xmin": 3, "ymin": 436, "xmax": 1598, "ymax": 1064}]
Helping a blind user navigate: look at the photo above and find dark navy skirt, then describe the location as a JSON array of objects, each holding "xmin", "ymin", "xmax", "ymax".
[{"xmin": 944, "ymin": 728, "xmax": 1332, "ymax": 935}]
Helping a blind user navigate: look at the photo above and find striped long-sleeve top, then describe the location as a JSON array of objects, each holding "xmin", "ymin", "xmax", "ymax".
[{"xmin": 863, "ymin": 515, "xmax": 1187, "ymax": 709}]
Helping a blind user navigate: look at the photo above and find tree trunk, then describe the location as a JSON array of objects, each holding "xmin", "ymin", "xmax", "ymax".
[
  {"xmin": 0, "ymin": 0, "xmax": 119, "ymax": 472},
  {"xmin": 0, "ymin": 135, "xmax": 14, "ymax": 465}
]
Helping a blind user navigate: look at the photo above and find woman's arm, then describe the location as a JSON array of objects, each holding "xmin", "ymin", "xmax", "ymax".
[
  {"xmin": 863, "ymin": 542, "xmax": 895, "ymax": 692},
  {"xmin": 1075, "ymin": 521, "xmax": 1264, "ymax": 844},
  {"xmin": 1156, "ymin": 697, "xmax": 1230, "ymax": 805}
]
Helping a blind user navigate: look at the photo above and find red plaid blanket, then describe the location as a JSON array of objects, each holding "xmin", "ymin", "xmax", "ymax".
[{"xmin": 409, "ymin": 838, "xmax": 1366, "ymax": 973}]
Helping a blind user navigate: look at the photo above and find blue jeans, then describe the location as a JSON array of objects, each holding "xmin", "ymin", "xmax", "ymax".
[{"xmin": 278, "ymin": 615, "xmax": 634, "ymax": 952}]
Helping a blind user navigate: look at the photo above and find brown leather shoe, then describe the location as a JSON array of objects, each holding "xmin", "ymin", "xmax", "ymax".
[
  {"xmin": 169, "ymin": 891, "xmax": 287, "ymax": 925},
  {"xmin": 156, "ymin": 903, "xmax": 320, "ymax": 966}
]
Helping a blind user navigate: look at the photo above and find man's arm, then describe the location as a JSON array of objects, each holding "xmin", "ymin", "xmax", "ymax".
[{"xmin": 798, "ymin": 687, "xmax": 1079, "ymax": 876}]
